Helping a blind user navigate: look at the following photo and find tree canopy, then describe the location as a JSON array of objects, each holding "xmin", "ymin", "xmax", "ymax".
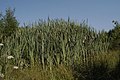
[{"xmin": 0, "ymin": 8, "xmax": 19, "ymax": 38}]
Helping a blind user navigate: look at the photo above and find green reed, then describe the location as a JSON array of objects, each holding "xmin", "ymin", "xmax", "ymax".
[{"xmin": 0, "ymin": 19, "xmax": 112, "ymax": 79}]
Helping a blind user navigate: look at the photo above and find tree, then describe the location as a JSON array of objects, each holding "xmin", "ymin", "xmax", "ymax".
[
  {"xmin": 108, "ymin": 21, "xmax": 120, "ymax": 50},
  {"xmin": 1, "ymin": 8, "xmax": 19, "ymax": 37},
  {"xmin": 0, "ymin": 12, "xmax": 4, "ymax": 41}
]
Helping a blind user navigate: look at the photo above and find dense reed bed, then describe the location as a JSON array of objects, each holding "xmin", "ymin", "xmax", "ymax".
[{"xmin": 0, "ymin": 19, "xmax": 120, "ymax": 80}]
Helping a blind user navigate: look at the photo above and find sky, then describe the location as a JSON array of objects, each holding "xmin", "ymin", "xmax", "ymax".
[{"xmin": 0, "ymin": 0, "xmax": 120, "ymax": 31}]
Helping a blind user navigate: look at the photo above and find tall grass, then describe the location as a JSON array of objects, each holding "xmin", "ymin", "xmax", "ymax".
[{"xmin": 0, "ymin": 19, "xmax": 119, "ymax": 80}]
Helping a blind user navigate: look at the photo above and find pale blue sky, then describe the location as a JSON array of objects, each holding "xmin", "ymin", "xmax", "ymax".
[{"xmin": 0, "ymin": 0, "xmax": 120, "ymax": 31}]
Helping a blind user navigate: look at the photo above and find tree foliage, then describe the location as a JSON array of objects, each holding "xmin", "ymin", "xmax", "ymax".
[
  {"xmin": 108, "ymin": 21, "xmax": 120, "ymax": 50},
  {"xmin": 0, "ymin": 8, "xmax": 19, "ymax": 38}
]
